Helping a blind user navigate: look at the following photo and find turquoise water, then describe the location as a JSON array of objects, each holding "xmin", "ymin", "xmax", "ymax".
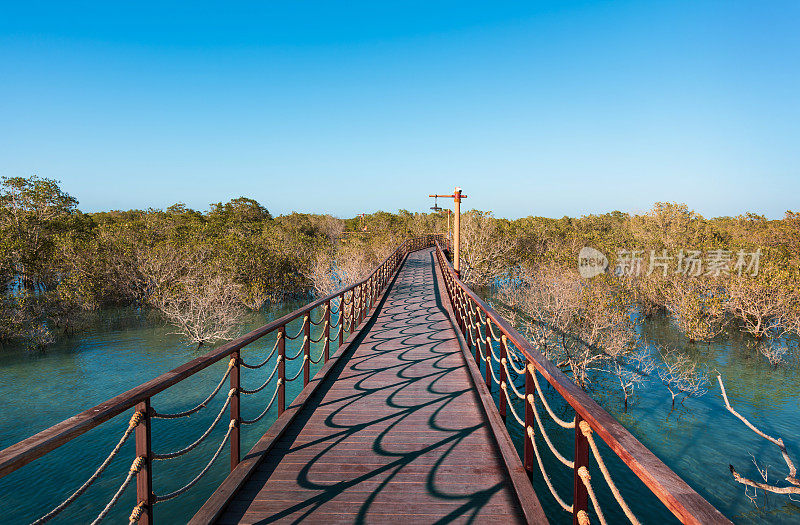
[
  {"xmin": 1, "ymin": 300, "xmax": 799, "ymax": 524},
  {"xmin": 477, "ymin": 296, "xmax": 800, "ymax": 524},
  {"xmin": 0, "ymin": 301, "xmax": 339, "ymax": 524}
]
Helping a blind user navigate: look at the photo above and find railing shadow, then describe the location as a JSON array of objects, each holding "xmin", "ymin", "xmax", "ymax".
[{"xmin": 227, "ymin": 251, "xmax": 514, "ymax": 524}]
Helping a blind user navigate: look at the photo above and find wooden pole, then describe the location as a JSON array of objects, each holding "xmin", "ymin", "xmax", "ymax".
[
  {"xmin": 453, "ymin": 187, "xmax": 462, "ymax": 277},
  {"xmin": 524, "ymin": 366, "xmax": 534, "ymax": 477},
  {"xmin": 447, "ymin": 210, "xmax": 451, "ymax": 246},
  {"xmin": 278, "ymin": 327, "xmax": 286, "ymax": 415},
  {"xmin": 574, "ymin": 413, "xmax": 590, "ymax": 524},
  {"xmin": 229, "ymin": 351, "xmax": 240, "ymax": 470},
  {"xmin": 303, "ymin": 314, "xmax": 310, "ymax": 386},
  {"xmin": 338, "ymin": 294, "xmax": 344, "ymax": 348},
  {"xmin": 324, "ymin": 300, "xmax": 331, "ymax": 363},
  {"xmin": 135, "ymin": 400, "xmax": 153, "ymax": 525},
  {"xmin": 499, "ymin": 332, "xmax": 508, "ymax": 421}
]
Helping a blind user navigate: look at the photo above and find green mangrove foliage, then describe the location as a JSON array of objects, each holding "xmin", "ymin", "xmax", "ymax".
[
  {"xmin": 493, "ymin": 202, "xmax": 800, "ymax": 352},
  {"xmin": 0, "ymin": 177, "xmax": 448, "ymax": 348}
]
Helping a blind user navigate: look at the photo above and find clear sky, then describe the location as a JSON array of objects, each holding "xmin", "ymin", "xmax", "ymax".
[{"xmin": 1, "ymin": 2, "xmax": 798, "ymax": 219}]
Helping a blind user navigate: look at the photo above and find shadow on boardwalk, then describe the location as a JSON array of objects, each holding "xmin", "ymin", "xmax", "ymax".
[{"xmin": 218, "ymin": 250, "xmax": 524, "ymax": 524}]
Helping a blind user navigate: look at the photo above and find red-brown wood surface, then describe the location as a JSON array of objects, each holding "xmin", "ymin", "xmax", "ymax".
[
  {"xmin": 213, "ymin": 249, "xmax": 533, "ymax": 524},
  {"xmin": 433, "ymin": 242, "xmax": 732, "ymax": 525},
  {"xmin": 0, "ymin": 241, "xmax": 417, "ymax": 480}
]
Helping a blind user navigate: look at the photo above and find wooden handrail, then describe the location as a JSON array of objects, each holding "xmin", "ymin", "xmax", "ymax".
[
  {"xmin": 0, "ymin": 235, "xmax": 440, "ymax": 482},
  {"xmin": 433, "ymin": 241, "xmax": 730, "ymax": 525}
]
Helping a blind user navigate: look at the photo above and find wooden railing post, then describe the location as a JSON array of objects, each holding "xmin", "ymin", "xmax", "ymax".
[
  {"xmin": 357, "ymin": 285, "xmax": 364, "ymax": 324},
  {"xmin": 524, "ymin": 364, "xmax": 535, "ymax": 477},
  {"xmin": 361, "ymin": 283, "xmax": 367, "ymax": 322},
  {"xmin": 338, "ymin": 294, "xmax": 344, "ymax": 348},
  {"xmin": 349, "ymin": 290, "xmax": 356, "ymax": 333},
  {"xmin": 483, "ymin": 320, "xmax": 491, "ymax": 391},
  {"xmin": 324, "ymin": 300, "xmax": 331, "ymax": 362},
  {"xmin": 574, "ymin": 413, "xmax": 590, "ymax": 524},
  {"xmin": 230, "ymin": 351, "xmax": 240, "ymax": 471},
  {"xmin": 278, "ymin": 327, "xmax": 286, "ymax": 415},
  {"xmin": 499, "ymin": 332, "xmax": 508, "ymax": 421},
  {"xmin": 303, "ymin": 314, "xmax": 310, "ymax": 386},
  {"xmin": 135, "ymin": 400, "xmax": 153, "ymax": 525}
]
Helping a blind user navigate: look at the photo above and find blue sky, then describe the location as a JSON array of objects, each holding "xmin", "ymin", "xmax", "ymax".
[{"xmin": 1, "ymin": 1, "xmax": 798, "ymax": 219}]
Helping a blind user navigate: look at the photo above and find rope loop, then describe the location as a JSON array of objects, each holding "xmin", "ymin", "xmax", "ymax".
[
  {"xmin": 578, "ymin": 465, "xmax": 591, "ymax": 481},
  {"xmin": 129, "ymin": 456, "xmax": 145, "ymax": 474},
  {"xmin": 128, "ymin": 411, "xmax": 144, "ymax": 430},
  {"xmin": 128, "ymin": 502, "xmax": 144, "ymax": 525}
]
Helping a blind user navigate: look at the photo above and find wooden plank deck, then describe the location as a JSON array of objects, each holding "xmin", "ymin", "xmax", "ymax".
[{"xmin": 212, "ymin": 249, "xmax": 542, "ymax": 524}]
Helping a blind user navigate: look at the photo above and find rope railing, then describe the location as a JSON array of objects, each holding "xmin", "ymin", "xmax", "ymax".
[
  {"xmin": 286, "ymin": 338, "xmax": 307, "ymax": 360},
  {"xmin": 152, "ymin": 391, "xmax": 234, "ymax": 461},
  {"xmin": 240, "ymin": 381, "xmax": 282, "ymax": 425},
  {"xmin": 153, "ymin": 421, "xmax": 235, "ymax": 503},
  {"xmin": 285, "ymin": 356, "xmax": 309, "ymax": 381},
  {"xmin": 240, "ymin": 335, "xmax": 281, "ymax": 369},
  {"xmin": 433, "ymin": 241, "xmax": 729, "ymax": 525},
  {"xmin": 284, "ymin": 318, "xmax": 308, "ymax": 340},
  {"xmin": 239, "ymin": 358, "xmax": 281, "ymax": 395},
  {"xmin": 29, "ymin": 411, "xmax": 143, "ymax": 525},
  {"xmin": 2, "ymin": 234, "xmax": 443, "ymax": 524},
  {"xmin": 93, "ymin": 455, "xmax": 145, "ymax": 525},
  {"xmin": 152, "ymin": 359, "xmax": 234, "ymax": 419}
]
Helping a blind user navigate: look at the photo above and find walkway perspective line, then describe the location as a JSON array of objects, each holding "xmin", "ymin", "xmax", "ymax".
[{"xmin": 205, "ymin": 248, "xmax": 543, "ymax": 524}]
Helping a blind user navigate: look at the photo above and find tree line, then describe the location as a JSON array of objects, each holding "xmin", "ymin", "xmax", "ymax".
[{"xmin": 0, "ymin": 176, "xmax": 445, "ymax": 348}]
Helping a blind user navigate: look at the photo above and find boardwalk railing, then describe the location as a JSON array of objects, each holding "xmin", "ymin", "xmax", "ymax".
[
  {"xmin": 0, "ymin": 235, "xmax": 440, "ymax": 525},
  {"xmin": 434, "ymin": 241, "xmax": 731, "ymax": 525}
]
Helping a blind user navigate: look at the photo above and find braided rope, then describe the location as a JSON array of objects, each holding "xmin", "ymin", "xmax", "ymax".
[
  {"xmin": 286, "ymin": 337, "xmax": 308, "ymax": 360},
  {"xmin": 474, "ymin": 330, "xmax": 487, "ymax": 362},
  {"xmin": 505, "ymin": 344, "xmax": 528, "ymax": 375},
  {"xmin": 308, "ymin": 304, "xmax": 329, "ymax": 326},
  {"xmin": 240, "ymin": 380, "xmax": 282, "ymax": 425},
  {"xmin": 240, "ymin": 358, "xmax": 281, "ymax": 395},
  {"xmin": 31, "ymin": 411, "xmax": 143, "ymax": 525},
  {"xmin": 474, "ymin": 306, "xmax": 488, "ymax": 325},
  {"xmin": 487, "ymin": 320, "xmax": 504, "ymax": 341},
  {"xmin": 530, "ymin": 364, "xmax": 576, "ymax": 429},
  {"xmin": 285, "ymin": 357, "xmax": 308, "ymax": 381},
  {"xmin": 128, "ymin": 502, "xmax": 145, "ymax": 525},
  {"xmin": 487, "ymin": 355, "xmax": 502, "ymax": 386},
  {"xmin": 152, "ymin": 359, "xmax": 233, "ymax": 419},
  {"xmin": 526, "ymin": 426, "xmax": 573, "ymax": 513},
  {"xmin": 309, "ymin": 345, "xmax": 326, "ymax": 364},
  {"xmin": 580, "ymin": 421, "xmax": 641, "ymax": 525},
  {"xmin": 488, "ymin": 337, "xmax": 502, "ymax": 363},
  {"xmin": 310, "ymin": 323, "xmax": 328, "ymax": 343},
  {"xmin": 285, "ymin": 317, "xmax": 308, "ymax": 340},
  {"xmin": 579, "ymin": 466, "xmax": 607, "ymax": 525},
  {"xmin": 500, "ymin": 360, "xmax": 524, "ymax": 399},
  {"xmin": 152, "ymin": 389, "xmax": 234, "ymax": 460},
  {"xmin": 241, "ymin": 335, "xmax": 281, "ymax": 370},
  {"xmin": 91, "ymin": 455, "xmax": 144, "ymax": 525},
  {"xmin": 500, "ymin": 382, "xmax": 526, "ymax": 427},
  {"xmin": 528, "ymin": 393, "xmax": 573, "ymax": 468},
  {"xmin": 154, "ymin": 421, "xmax": 235, "ymax": 503}
]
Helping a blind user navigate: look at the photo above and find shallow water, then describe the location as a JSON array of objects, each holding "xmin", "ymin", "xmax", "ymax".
[
  {"xmin": 478, "ymin": 294, "xmax": 800, "ymax": 524},
  {"xmin": 0, "ymin": 301, "xmax": 337, "ymax": 524},
  {"xmin": 1, "ymin": 300, "xmax": 799, "ymax": 524}
]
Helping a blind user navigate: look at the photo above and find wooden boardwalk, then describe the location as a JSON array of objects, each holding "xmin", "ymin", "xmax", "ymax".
[{"xmin": 213, "ymin": 249, "xmax": 539, "ymax": 524}]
